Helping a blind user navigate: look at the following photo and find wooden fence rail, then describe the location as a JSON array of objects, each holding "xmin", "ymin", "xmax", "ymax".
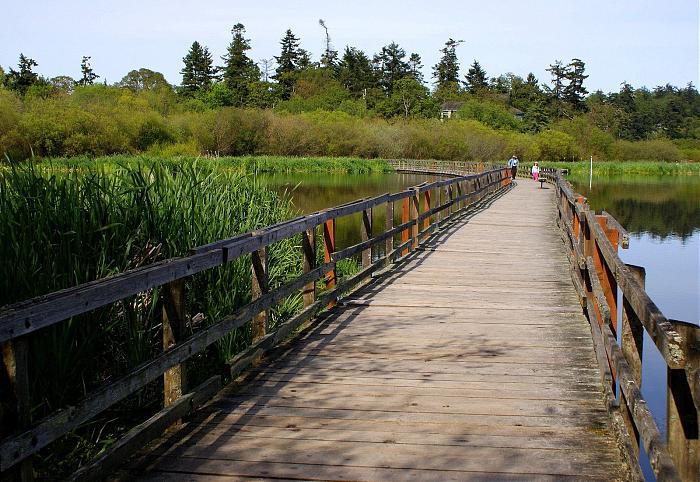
[
  {"xmin": 0, "ymin": 165, "xmax": 512, "ymax": 480},
  {"xmin": 551, "ymin": 169, "xmax": 698, "ymax": 482}
]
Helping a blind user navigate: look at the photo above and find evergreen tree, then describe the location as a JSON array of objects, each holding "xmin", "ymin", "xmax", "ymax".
[
  {"xmin": 407, "ymin": 53, "xmax": 424, "ymax": 83},
  {"xmin": 318, "ymin": 19, "xmax": 338, "ymax": 69},
  {"xmin": 274, "ymin": 29, "xmax": 302, "ymax": 99},
  {"xmin": 221, "ymin": 23, "xmax": 260, "ymax": 106},
  {"xmin": 464, "ymin": 60, "xmax": 488, "ymax": 94},
  {"xmin": 78, "ymin": 56, "xmax": 99, "ymax": 86},
  {"xmin": 180, "ymin": 41, "xmax": 215, "ymax": 96},
  {"xmin": 373, "ymin": 42, "xmax": 410, "ymax": 96},
  {"xmin": 544, "ymin": 60, "xmax": 566, "ymax": 100},
  {"xmin": 5, "ymin": 54, "xmax": 39, "ymax": 95},
  {"xmin": 337, "ymin": 47, "xmax": 375, "ymax": 98},
  {"xmin": 432, "ymin": 38, "xmax": 463, "ymax": 89},
  {"xmin": 562, "ymin": 58, "xmax": 588, "ymax": 111}
]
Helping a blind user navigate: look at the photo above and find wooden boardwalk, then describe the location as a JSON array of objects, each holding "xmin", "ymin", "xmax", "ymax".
[{"xmin": 134, "ymin": 180, "xmax": 628, "ymax": 481}]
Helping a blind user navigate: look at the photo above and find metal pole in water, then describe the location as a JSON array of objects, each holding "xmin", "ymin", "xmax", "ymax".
[{"xmin": 589, "ymin": 155, "xmax": 593, "ymax": 190}]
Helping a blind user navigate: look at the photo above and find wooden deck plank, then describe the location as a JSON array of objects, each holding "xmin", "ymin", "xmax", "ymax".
[{"xmin": 133, "ymin": 181, "xmax": 628, "ymax": 481}]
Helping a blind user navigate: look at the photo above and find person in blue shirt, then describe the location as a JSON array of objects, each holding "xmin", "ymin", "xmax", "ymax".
[{"xmin": 507, "ymin": 155, "xmax": 519, "ymax": 180}]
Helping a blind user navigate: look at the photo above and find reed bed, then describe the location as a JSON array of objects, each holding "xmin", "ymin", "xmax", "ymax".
[{"xmin": 0, "ymin": 161, "xmax": 314, "ymax": 474}]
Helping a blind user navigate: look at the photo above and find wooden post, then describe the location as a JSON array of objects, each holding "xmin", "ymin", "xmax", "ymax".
[
  {"xmin": 401, "ymin": 197, "xmax": 410, "ymax": 256},
  {"xmin": 361, "ymin": 208, "xmax": 372, "ymax": 268},
  {"xmin": 667, "ymin": 320, "xmax": 699, "ymax": 482},
  {"xmin": 595, "ymin": 215, "xmax": 619, "ymax": 334},
  {"xmin": 620, "ymin": 264, "xmax": 646, "ymax": 456},
  {"xmin": 251, "ymin": 247, "xmax": 268, "ymax": 342},
  {"xmin": 385, "ymin": 200, "xmax": 394, "ymax": 266},
  {"xmin": 422, "ymin": 190, "xmax": 431, "ymax": 240},
  {"xmin": 163, "ymin": 279, "xmax": 187, "ymax": 408},
  {"xmin": 410, "ymin": 190, "xmax": 419, "ymax": 249},
  {"xmin": 1, "ymin": 338, "xmax": 33, "ymax": 481},
  {"xmin": 455, "ymin": 182, "xmax": 463, "ymax": 212},
  {"xmin": 301, "ymin": 227, "xmax": 316, "ymax": 308},
  {"xmin": 323, "ymin": 219, "xmax": 337, "ymax": 307}
]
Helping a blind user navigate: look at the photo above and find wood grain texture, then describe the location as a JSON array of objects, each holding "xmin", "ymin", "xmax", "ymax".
[{"xmin": 133, "ymin": 181, "xmax": 629, "ymax": 481}]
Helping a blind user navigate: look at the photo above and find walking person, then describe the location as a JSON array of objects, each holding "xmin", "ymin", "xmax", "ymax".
[
  {"xmin": 531, "ymin": 162, "xmax": 540, "ymax": 181},
  {"xmin": 507, "ymin": 155, "xmax": 519, "ymax": 180}
]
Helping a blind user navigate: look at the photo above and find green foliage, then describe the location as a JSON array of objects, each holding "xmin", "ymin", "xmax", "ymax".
[
  {"xmin": 4, "ymin": 53, "xmax": 39, "ymax": 95},
  {"xmin": 456, "ymin": 98, "xmax": 519, "ymax": 130},
  {"xmin": 337, "ymin": 47, "xmax": 376, "ymax": 98},
  {"xmin": 78, "ymin": 56, "xmax": 99, "ymax": 86},
  {"xmin": 274, "ymin": 29, "xmax": 303, "ymax": 99},
  {"xmin": 464, "ymin": 60, "xmax": 488, "ymax": 94},
  {"xmin": 432, "ymin": 38, "xmax": 463, "ymax": 89},
  {"xmin": 373, "ymin": 42, "xmax": 410, "ymax": 96},
  {"xmin": 220, "ymin": 23, "xmax": 260, "ymax": 106},
  {"xmin": 535, "ymin": 129, "xmax": 580, "ymax": 161},
  {"xmin": 180, "ymin": 41, "xmax": 215, "ymax": 96}
]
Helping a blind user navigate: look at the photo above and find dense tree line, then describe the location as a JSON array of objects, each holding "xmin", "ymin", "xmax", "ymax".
[{"xmin": 1, "ymin": 20, "xmax": 699, "ymax": 162}]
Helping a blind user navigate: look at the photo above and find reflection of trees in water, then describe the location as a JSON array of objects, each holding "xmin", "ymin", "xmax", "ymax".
[
  {"xmin": 611, "ymin": 198, "xmax": 699, "ymax": 239},
  {"xmin": 571, "ymin": 178, "xmax": 700, "ymax": 240}
]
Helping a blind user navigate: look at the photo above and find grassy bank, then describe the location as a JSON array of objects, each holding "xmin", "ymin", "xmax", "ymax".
[
  {"xmin": 537, "ymin": 160, "xmax": 700, "ymax": 176},
  {"xmin": 31, "ymin": 154, "xmax": 392, "ymax": 174}
]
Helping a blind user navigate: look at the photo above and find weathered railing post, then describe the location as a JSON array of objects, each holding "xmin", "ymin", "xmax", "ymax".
[
  {"xmin": 401, "ymin": 197, "xmax": 410, "ymax": 256},
  {"xmin": 361, "ymin": 207, "xmax": 372, "ymax": 268},
  {"xmin": 422, "ymin": 189, "xmax": 431, "ymax": 240},
  {"xmin": 323, "ymin": 219, "xmax": 337, "ymax": 307},
  {"xmin": 410, "ymin": 189, "xmax": 419, "ymax": 249},
  {"xmin": 595, "ymin": 215, "xmax": 620, "ymax": 334},
  {"xmin": 1, "ymin": 338, "xmax": 33, "ymax": 481},
  {"xmin": 301, "ymin": 227, "xmax": 316, "ymax": 307},
  {"xmin": 667, "ymin": 320, "xmax": 699, "ymax": 482},
  {"xmin": 620, "ymin": 264, "xmax": 646, "ymax": 456},
  {"xmin": 385, "ymin": 200, "xmax": 393, "ymax": 266},
  {"xmin": 455, "ymin": 181, "xmax": 463, "ymax": 212},
  {"xmin": 163, "ymin": 279, "xmax": 188, "ymax": 408},
  {"xmin": 251, "ymin": 247, "xmax": 269, "ymax": 342}
]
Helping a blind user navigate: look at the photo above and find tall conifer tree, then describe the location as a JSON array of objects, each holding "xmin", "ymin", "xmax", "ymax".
[
  {"xmin": 221, "ymin": 23, "xmax": 260, "ymax": 106},
  {"xmin": 180, "ymin": 41, "xmax": 215, "ymax": 96},
  {"xmin": 274, "ymin": 29, "xmax": 302, "ymax": 99}
]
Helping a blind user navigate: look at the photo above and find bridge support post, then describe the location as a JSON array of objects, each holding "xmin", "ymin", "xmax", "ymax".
[
  {"xmin": 595, "ymin": 215, "xmax": 619, "ymax": 334},
  {"xmin": 401, "ymin": 198, "xmax": 410, "ymax": 256},
  {"xmin": 620, "ymin": 264, "xmax": 646, "ymax": 456},
  {"xmin": 361, "ymin": 208, "xmax": 372, "ymax": 268},
  {"xmin": 385, "ymin": 200, "xmax": 393, "ymax": 266},
  {"xmin": 667, "ymin": 321, "xmax": 699, "ymax": 482},
  {"xmin": 323, "ymin": 219, "xmax": 337, "ymax": 307},
  {"xmin": 163, "ymin": 279, "xmax": 188, "ymax": 410},
  {"xmin": 301, "ymin": 227, "xmax": 316, "ymax": 308},
  {"xmin": 251, "ymin": 247, "xmax": 269, "ymax": 342},
  {"xmin": 1, "ymin": 338, "xmax": 33, "ymax": 481}
]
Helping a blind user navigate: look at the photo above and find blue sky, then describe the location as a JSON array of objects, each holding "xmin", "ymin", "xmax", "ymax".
[{"xmin": 1, "ymin": 0, "xmax": 698, "ymax": 93}]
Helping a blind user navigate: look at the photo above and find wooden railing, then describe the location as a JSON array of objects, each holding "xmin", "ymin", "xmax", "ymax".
[
  {"xmin": 552, "ymin": 170, "xmax": 699, "ymax": 482},
  {"xmin": 387, "ymin": 159, "xmax": 494, "ymax": 176},
  {"xmin": 0, "ymin": 167, "xmax": 513, "ymax": 480}
]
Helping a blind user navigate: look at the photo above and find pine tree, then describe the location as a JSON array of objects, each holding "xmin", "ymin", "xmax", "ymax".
[
  {"xmin": 318, "ymin": 19, "xmax": 338, "ymax": 70},
  {"xmin": 221, "ymin": 23, "xmax": 260, "ymax": 106},
  {"xmin": 274, "ymin": 29, "xmax": 302, "ymax": 99},
  {"xmin": 180, "ymin": 41, "xmax": 215, "ymax": 96},
  {"xmin": 78, "ymin": 56, "xmax": 99, "ymax": 86},
  {"xmin": 545, "ymin": 60, "xmax": 566, "ymax": 100},
  {"xmin": 337, "ymin": 46, "xmax": 375, "ymax": 98},
  {"xmin": 407, "ymin": 53, "xmax": 424, "ymax": 83},
  {"xmin": 562, "ymin": 58, "xmax": 588, "ymax": 111},
  {"xmin": 5, "ymin": 54, "xmax": 39, "ymax": 95},
  {"xmin": 373, "ymin": 42, "xmax": 410, "ymax": 96},
  {"xmin": 464, "ymin": 60, "xmax": 488, "ymax": 94},
  {"xmin": 432, "ymin": 39, "xmax": 463, "ymax": 90}
]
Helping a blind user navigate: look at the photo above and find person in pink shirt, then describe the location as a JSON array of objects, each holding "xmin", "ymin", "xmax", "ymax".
[{"xmin": 531, "ymin": 162, "xmax": 540, "ymax": 181}]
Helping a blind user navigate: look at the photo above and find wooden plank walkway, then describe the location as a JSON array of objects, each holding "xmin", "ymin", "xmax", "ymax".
[{"xmin": 134, "ymin": 180, "xmax": 629, "ymax": 481}]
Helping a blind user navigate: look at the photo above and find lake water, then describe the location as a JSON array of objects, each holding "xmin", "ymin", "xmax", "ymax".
[{"xmin": 261, "ymin": 170, "xmax": 699, "ymax": 479}]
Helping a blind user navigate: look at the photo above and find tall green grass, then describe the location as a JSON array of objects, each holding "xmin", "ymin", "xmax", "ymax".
[
  {"xmin": 27, "ymin": 154, "xmax": 392, "ymax": 174},
  {"xmin": 535, "ymin": 160, "xmax": 700, "ymax": 176},
  {"xmin": 0, "ymin": 162, "xmax": 304, "ymax": 475}
]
